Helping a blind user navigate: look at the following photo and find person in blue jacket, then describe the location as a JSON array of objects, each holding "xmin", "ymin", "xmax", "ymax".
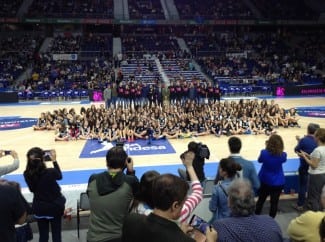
[{"xmin": 255, "ymin": 134, "xmax": 287, "ymax": 218}]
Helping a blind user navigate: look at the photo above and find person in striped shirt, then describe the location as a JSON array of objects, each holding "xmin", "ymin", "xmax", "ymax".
[{"xmin": 130, "ymin": 151, "xmax": 203, "ymax": 224}]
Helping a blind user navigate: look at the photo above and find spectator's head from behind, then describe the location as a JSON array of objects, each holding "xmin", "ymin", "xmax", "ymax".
[
  {"xmin": 136, "ymin": 170, "xmax": 160, "ymax": 209},
  {"xmin": 188, "ymin": 141, "xmax": 199, "ymax": 153},
  {"xmin": 152, "ymin": 174, "xmax": 189, "ymax": 220},
  {"xmin": 25, "ymin": 147, "xmax": 46, "ymax": 179},
  {"xmin": 106, "ymin": 146, "xmax": 128, "ymax": 170},
  {"xmin": 315, "ymin": 128, "xmax": 325, "ymax": 145},
  {"xmin": 307, "ymin": 123, "xmax": 320, "ymax": 135},
  {"xmin": 219, "ymin": 158, "xmax": 242, "ymax": 179},
  {"xmin": 228, "ymin": 179, "xmax": 255, "ymax": 217},
  {"xmin": 228, "ymin": 136, "xmax": 242, "ymax": 154},
  {"xmin": 266, "ymin": 134, "xmax": 284, "ymax": 156}
]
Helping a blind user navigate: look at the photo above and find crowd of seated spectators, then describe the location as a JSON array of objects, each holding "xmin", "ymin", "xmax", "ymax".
[
  {"xmin": 187, "ymin": 30, "xmax": 324, "ymax": 86},
  {"xmin": 128, "ymin": 0, "xmax": 165, "ymax": 19},
  {"xmin": 0, "ymin": 35, "xmax": 44, "ymax": 89},
  {"xmin": 81, "ymin": 34, "xmax": 112, "ymax": 58},
  {"xmin": 122, "ymin": 34, "xmax": 179, "ymax": 57},
  {"xmin": 0, "ymin": 0, "xmax": 23, "ymax": 17},
  {"xmin": 251, "ymin": 0, "xmax": 318, "ymax": 20},
  {"xmin": 27, "ymin": 0, "xmax": 114, "ymax": 18},
  {"xmin": 17, "ymin": 57, "xmax": 114, "ymax": 98},
  {"xmin": 49, "ymin": 35, "xmax": 82, "ymax": 54},
  {"xmin": 175, "ymin": 0, "xmax": 253, "ymax": 20}
]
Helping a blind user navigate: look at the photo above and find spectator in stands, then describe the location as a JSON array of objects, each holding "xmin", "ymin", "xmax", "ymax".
[
  {"xmin": 0, "ymin": 180, "xmax": 27, "ymax": 242},
  {"xmin": 0, "ymin": 149, "xmax": 19, "ymax": 176},
  {"xmin": 87, "ymin": 146, "xmax": 139, "ymax": 242},
  {"xmin": 255, "ymin": 134, "xmax": 287, "ymax": 218},
  {"xmin": 292, "ymin": 123, "xmax": 320, "ymax": 211},
  {"xmin": 122, "ymin": 173, "xmax": 217, "ymax": 242},
  {"xmin": 297, "ymin": 128, "xmax": 325, "ymax": 211},
  {"xmin": 287, "ymin": 184, "xmax": 325, "ymax": 242},
  {"xmin": 132, "ymin": 150, "xmax": 203, "ymax": 223},
  {"xmin": 212, "ymin": 179, "xmax": 283, "ymax": 242},
  {"xmin": 227, "ymin": 136, "xmax": 260, "ymax": 192},
  {"xmin": 24, "ymin": 148, "xmax": 65, "ymax": 242},
  {"xmin": 209, "ymin": 158, "xmax": 242, "ymax": 223}
]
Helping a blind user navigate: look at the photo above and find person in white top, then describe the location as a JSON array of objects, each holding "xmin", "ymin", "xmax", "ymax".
[{"xmin": 298, "ymin": 128, "xmax": 325, "ymax": 211}]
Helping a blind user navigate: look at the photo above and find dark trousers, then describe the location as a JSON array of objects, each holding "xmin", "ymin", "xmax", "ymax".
[
  {"xmin": 306, "ymin": 173, "xmax": 325, "ymax": 211},
  {"xmin": 37, "ymin": 216, "xmax": 62, "ymax": 242},
  {"xmin": 297, "ymin": 168, "xmax": 308, "ymax": 206},
  {"xmin": 255, "ymin": 182, "xmax": 283, "ymax": 218}
]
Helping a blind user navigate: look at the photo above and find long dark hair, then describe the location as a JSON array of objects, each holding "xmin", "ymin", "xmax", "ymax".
[
  {"xmin": 214, "ymin": 158, "xmax": 242, "ymax": 184},
  {"xmin": 132, "ymin": 170, "xmax": 160, "ymax": 211},
  {"xmin": 24, "ymin": 147, "xmax": 46, "ymax": 191}
]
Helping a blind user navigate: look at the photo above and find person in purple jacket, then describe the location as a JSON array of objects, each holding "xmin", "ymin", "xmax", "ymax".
[{"xmin": 255, "ymin": 134, "xmax": 287, "ymax": 218}]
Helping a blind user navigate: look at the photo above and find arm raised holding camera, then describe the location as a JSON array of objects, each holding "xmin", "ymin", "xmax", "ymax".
[
  {"xmin": 179, "ymin": 151, "xmax": 203, "ymax": 223},
  {"xmin": 0, "ymin": 150, "xmax": 19, "ymax": 176}
]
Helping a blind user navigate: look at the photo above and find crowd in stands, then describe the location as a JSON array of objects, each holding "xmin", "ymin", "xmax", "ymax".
[
  {"xmin": 251, "ymin": 0, "xmax": 318, "ymax": 20},
  {"xmin": 27, "ymin": 0, "xmax": 114, "ymax": 18},
  {"xmin": 1, "ymin": 0, "xmax": 23, "ymax": 17},
  {"xmin": 128, "ymin": 0, "xmax": 165, "ymax": 19},
  {"xmin": 175, "ymin": 0, "xmax": 253, "ymax": 20},
  {"xmin": 33, "ymin": 99, "xmax": 301, "ymax": 143},
  {"xmin": 122, "ymin": 35, "xmax": 179, "ymax": 57},
  {"xmin": 189, "ymin": 30, "xmax": 324, "ymax": 86},
  {"xmin": 49, "ymin": 35, "xmax": 82, "ymax": 53}
]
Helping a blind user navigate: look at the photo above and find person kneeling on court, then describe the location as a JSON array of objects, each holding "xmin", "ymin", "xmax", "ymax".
[{"xmin": 122, "ymin": 174, "xmax": 217, "ymax": 242}]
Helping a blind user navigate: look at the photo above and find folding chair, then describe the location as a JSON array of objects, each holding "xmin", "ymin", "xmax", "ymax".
[{"xmin": 77, "ymin": 192, "xmax": 90, "ymax": 238}]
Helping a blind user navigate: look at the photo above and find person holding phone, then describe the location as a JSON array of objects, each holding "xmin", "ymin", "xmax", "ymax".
[
  {"xmin": 23, "ymin": 147, "xmax": 65, "ymax": 242},
  {"xmin": 0, "ymin": 149, "xmax": 20, "ymax": 176},
  {"xmin": 122, "ymin": 173, "xmax": 217, "ymax": 242}
]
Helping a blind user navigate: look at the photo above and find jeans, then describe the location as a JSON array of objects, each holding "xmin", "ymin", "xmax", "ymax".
[
  {"xmin": 255, "ymin": 182, "xmax": 283, "ymax": 218},
  {"xmin": 297, "ymin": 168, "xmax": 308, "ymax": 206},
  {"xmin": 37, "ymin": 216, "xmax": 62, "ymax": 242}
]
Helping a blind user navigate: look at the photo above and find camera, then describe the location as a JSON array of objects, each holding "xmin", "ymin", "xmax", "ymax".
[
  {"xmin": 4, "ymin": 150, "xmax": 11, "ymax": 155},
  {"xmin": 197, "ymin": 143, "xmax": 210, "ymax": 159},
  {"xmin": 43, "ymin": 150, "xmax": 52, "ymax": 161}
]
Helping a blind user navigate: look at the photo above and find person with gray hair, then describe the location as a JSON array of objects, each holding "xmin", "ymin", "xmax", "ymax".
[
  {"xmin": 212, "ymin": 179, "xmax": 283, "ymax": 242},
  {"xmin": 292, "ymin": 123, "xmax": 320, "ymax": 211}
]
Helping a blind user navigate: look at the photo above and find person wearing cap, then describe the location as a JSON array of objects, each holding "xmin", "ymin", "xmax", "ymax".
[
  {"xmin": 0, "ymin": 150, "xmax": 19, "ymax": 176},
  {"xmin": 292, "ymin": 123, "xmax": 320, "ymax": 211}
]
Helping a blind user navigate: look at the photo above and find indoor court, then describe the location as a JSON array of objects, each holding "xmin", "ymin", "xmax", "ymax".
[{"xmin": 1, "ymin": 96, "xmax": 324, "ymax": 209}]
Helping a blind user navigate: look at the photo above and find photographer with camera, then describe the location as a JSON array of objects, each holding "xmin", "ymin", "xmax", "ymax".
[
  {"xmin": 0, "ymin": 150, "xmax": 19, "ymax": 176},
  {"xmin": 178, "ymin": 141, "xmax": 209, "ymax": 183},
  {"xmin": 23, "ymin": 147, "xmax": 65, "ymax": 242}
]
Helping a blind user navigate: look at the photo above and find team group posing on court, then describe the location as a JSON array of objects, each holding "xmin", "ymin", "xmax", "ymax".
[{"xmin": 33, "ymin": 98, "xmax": 301, "ymax": 142}]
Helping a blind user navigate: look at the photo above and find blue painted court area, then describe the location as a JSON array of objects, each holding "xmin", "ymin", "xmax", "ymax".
[
  {"xmin": 79, "ymin": 139, "xmax": 176, "ymax": 158},
  {"xmin": 295, "ymin": 106, "xmax": 325, "ymax": 118},
  {"xmin": 0, "ymin": 116, "xmax": 37, "ymax": 130},
  {"xmin": 4, "ymin": 158, "xmax": 299, "ymax": 191}
]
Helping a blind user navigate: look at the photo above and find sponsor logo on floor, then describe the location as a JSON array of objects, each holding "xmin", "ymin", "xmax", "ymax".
[
  {"xmin": 79, "ymin": 139, "xmax": 176, "ymax": 158},
  {"xmin": 295, "ymin": 106, "xmax": 325, "ymax": 118},
  {"xmin": 0, "ymin": 116, "xmax": 37, "ymax": 131}
]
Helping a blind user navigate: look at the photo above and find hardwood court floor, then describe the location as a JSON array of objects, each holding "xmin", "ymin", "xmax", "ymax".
[{"xmin": 0, "ymin": 97, "xmax": 324, "ymax": 174}]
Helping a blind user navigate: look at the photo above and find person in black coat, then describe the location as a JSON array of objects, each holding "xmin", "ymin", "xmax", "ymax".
[{"xmin": 24, "ymin": 147, "xmax": 65, "ymax": 242}]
